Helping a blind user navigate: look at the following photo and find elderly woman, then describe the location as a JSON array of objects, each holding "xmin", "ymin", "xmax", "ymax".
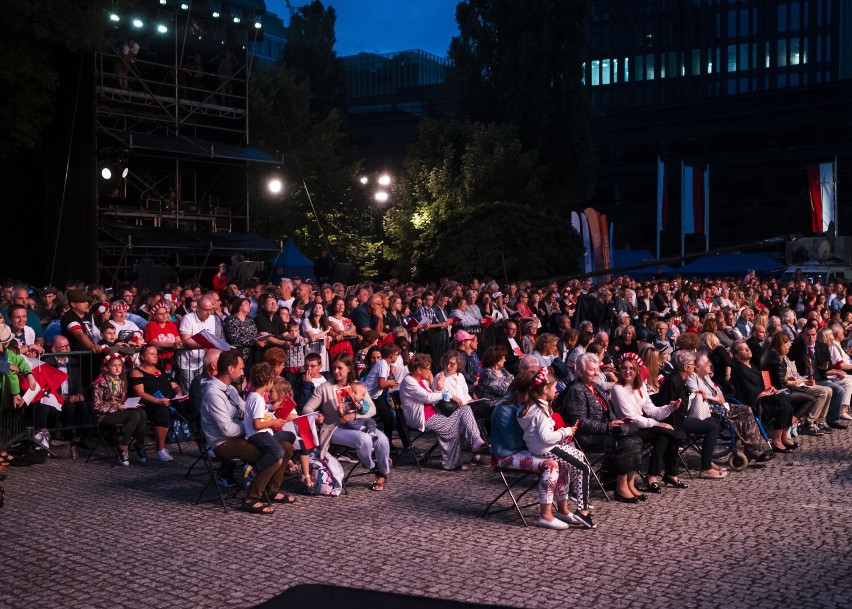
[
  {"xmin": 818, "ymin": 326, "xmax": 852, "ymax": 420},
  {"xmin": 688, "ymin": 351, "xmax": 774, "ymax": 463},
  {"xmin": 302, "ymin": 353, "xmax": 390, "ymax": 491},
  {"xmin": 399, "ymin": 353, "xmax": 488, "ymax": 471},
  {"xmin": 656, "ymin": 350, "xmax": 722, "ymax": 485},
  {"xmin": 474, "ymin": 345, "xmax": 514, "ymax": 401},
  {"xmin": 223, "ymin": 296, "xmax": 259, "ymax": 364},
  {"xmin": 731, "ymin": 339, "xmax": 795, "ymax": 453},
  {"xmin": 454, "ymin": 330, "xmax": 481, "ymax": 392},
  {"xmin": 610, "ymin": 353, "xmax": 684, "ymax": 497},
  {"xmin": 433, "ymin": 350, "xmax": 474, "ymax": 410},
  {"xmin": 560, "ymin": 352, "xmax": 642, "ymax": 502},
  {"xmin": 698, "ymin": 331, "xmax": 734, "ymax": 394}
]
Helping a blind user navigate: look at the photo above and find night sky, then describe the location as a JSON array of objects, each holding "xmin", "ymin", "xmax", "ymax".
[{"xmin": 267, "ymin": 0, "xmax": 460, "ymax": 57}]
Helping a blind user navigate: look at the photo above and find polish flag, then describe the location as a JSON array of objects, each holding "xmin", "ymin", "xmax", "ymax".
[
  {"xmin": 24, "ymin": 357, "xmax": 69, "ymax": 410},
  {"xmin": 190, "ymin": 330, "xmax": 231, "ymax": 351},
  {"xmin": 293, "ymin": 413, "xmax": 319, "ymax": 451},
  {"xmin": 808, "ymin": 162, "xmax": 835, "ymax": 234}
]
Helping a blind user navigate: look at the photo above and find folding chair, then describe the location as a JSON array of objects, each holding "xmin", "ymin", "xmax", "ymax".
[
  {"xmin": 394, "ymin": 408, "xmax": 439, "ymax": 473},
  {"xmin": 572, "ymin": 438, "xmax": 611, "ymax": 502},
  {"xmin": 478, "ymin": 423, "xmax": 540, "ymax": 527},
  {"xmin": 189, "ymin": 431, "xmax": 232, "ymax": 512},
  {"xmin": 83, "ymin": 402, "xmax": 133, "ymax": 467}
]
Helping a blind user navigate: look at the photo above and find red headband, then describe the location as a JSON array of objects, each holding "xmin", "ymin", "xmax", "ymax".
[
  {"xmin": 532, "ymin": 367, "xmax": 549, "ymax": 387},
  {"xmin": 103, "ymin": 352, "xmax": 123, "ymax": 365}
]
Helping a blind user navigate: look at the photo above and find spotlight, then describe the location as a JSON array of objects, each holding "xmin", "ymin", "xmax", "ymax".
[
  {"xmin": 121, "ymin": 167, "xmax": 129, "ymax": 179},
  {"xmin": 374, "ymin": 191, "xmax": 389, "ymax": 203},
  {"xmin": 157, "ymin": 24, "xmax": 168, "ymax": 33},
  {"xmin": 180, "ymin": 3, "xmax": 189, "ymax": 10},
  {"xmin": 377, "ymin": 174, "xmax": 391, "ymax": 186},
  {"xmin": 109, "ymin": 13, "xmax": 120, "ymax": 22},
  {"xmin": 254, "ymin": 21, "xmax": 262, "ymax": 29},
  {"xmin": 359, "ymin": 176, "xmax": 369, "ymax": 185},
  {"xmin": 267, "ymin": 178, "xmax": 283, "ymax": 194},
  {"xmin": 101, "ymin": 167, "xmax": 112, "ymax": 180},
  {"xmin": 233, "ymin": 16, "xmax": 240, "ymax": 23},
  {"xmin": 159, "ymin": 0, "xmax": 167, "ymax": 5},
  {"xmin": 132, "ymin": 18, "xmax": 144, "ymax": 28},
  {"xmin": 212, "ymin": 11, "xmax": 220, "ymax": 18}
]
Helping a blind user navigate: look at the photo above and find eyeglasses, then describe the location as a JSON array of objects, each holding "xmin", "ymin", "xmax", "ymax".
[{"xmin": 200, "ymin": 307, "xmax": 214, "ymax": 312}]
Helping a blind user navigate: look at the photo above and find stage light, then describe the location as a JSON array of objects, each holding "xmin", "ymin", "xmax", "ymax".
[
  {"xmin": 159, "ymin": 0, "xmax": 167, "ymax": 5},
  {"xmin": 212, "ymin": 11, "xmax": 220, "ymax": 17},
  {"xmin": 109, "ymin": 13, "xmax": 120, "ymax": 22},
  {"xmin": 157, "ymin": 24, "xmax": 168, "ymax": 33},
  {"xmin": 359, "ymin": 176, "xmax": 369, "ymax": 185},
  {"xmin": 180, "ymin": 3, "xmax": 189, "ymax": 10},
  {"xmin": 233, "ymin": 16, "xmax": 240, "ymax": 23},
  {"xmin": 377, "ymin": 174, "xmax": 391, "ymax": 186},
  {"xmin": 374, "ymin": 191, "xmax": 389, "ymax": 203},
  {"xmin": 132, "ymin": 18, "xmax": 144, "ymax": 28},
  {"xmin": 121, "ymin": 167, "xmax": 129, "ymax": 179},
  {"xmin": 254, "ymin": 21, "xmax": 262, "ymax": 28},
  {"xmin": 267, "ymin": 178, "xmax": 283, "ymax": 194},
  {"xmin": 101, "ymin": 168, "xmax": 112, "ymax": 180}
]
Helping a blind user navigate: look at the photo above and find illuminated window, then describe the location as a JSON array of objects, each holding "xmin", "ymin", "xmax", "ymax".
[
  {"xmin": 728, "ymin": 45, "xmax": 737, "ymax": 72},
  {"xmin": 778, "ymin": 39, "xmax": 788, "ymax": 67}
]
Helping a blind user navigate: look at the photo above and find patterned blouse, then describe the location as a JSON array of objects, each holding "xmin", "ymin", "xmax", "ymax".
[
  {"xmin": 92, "ymin": 374, "xmax": 128, "ymax": 422},
  {"xmin": 222, "ymin": 314, "xmax": 258, "ymax": 363}
]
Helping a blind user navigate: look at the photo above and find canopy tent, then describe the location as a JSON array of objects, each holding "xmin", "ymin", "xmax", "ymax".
[
  {"xmin": 267, "ymin": 240, "xmax": 316, "ymax": 281},
  {"xmin": 611, "ymin": 249, "xmax": 674, "ymax": 276},
  {"xmin": 678, "ymin": 253, "xmax": 784, "ymax": 277}
]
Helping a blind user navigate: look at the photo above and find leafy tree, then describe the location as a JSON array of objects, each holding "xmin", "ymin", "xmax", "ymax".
[
  {"xmin": 0, "ymin": 0, "xmax": 108, "ymax": 157},
  {"xmin": 448, "ymin": 0, "xmax": 596, "ymax": 206},
  {"xmin": 385, "ymin": 120, "xmax": 583, "ymax": 281},
  {"xmin": 249, "ymin": 65, "xmax": 379, "ymax": 278},
  {"xmin": 281, "ymin": 0, "xmax": 346, "ymax": 120}
]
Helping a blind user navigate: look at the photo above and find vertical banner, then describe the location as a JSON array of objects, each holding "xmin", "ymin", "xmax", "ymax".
[
  {"xmin": 584, "ymin": 208, "xmax": 603, "ymax": 273},
  {"xmin": 808, "ymin": 161, "xmax": 836, "ymax": 234},
  {"xmin": 579, "ymin": 212, "xmax": 593, "ymax": 273},
  {"xmin": 682, "ymin": 165, "xmax": 706, "ymax": 235}
]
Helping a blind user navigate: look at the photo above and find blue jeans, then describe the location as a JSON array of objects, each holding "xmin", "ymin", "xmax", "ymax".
[{"xmin": 816, "ymin": 379, "xmax": 844, "ymax": 423}]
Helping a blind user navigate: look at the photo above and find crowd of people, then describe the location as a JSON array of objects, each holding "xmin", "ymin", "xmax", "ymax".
[{"xmin": 1, "ymin": 267, "xmax": 851, "ymax": 525}]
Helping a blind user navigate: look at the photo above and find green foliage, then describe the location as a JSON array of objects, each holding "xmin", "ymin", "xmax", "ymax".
[
  {"xmin": 0, "ymin": 0, "xmax": 109, "ymax": 157},
  {"xmin": 448, "ymin": 0, "xmax": 596, "ymax": 205},
  {"xmin": 385, "ymin": 120, "xmax": 583, "ymax": 281},
  {"xmin": 281, "ymin": 0, "xmax": 346, "ymax": 120},
  {"xmin": 249, "ymin": 65, "xmax": 379, "ymax": 279}
]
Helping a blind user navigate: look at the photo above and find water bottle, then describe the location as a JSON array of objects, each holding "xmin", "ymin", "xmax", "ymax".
[{"xmin": 442, "ymin": 390, "xmax": 451, "ymax": 402}]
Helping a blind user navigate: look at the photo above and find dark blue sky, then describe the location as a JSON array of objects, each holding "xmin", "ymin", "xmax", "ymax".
[{"xmin": 267, "ymin": 0, "xmax": 460, "ymax": 57}]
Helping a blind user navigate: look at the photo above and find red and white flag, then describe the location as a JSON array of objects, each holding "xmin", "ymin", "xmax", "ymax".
[
  {"xmin": 190, "ymin": 330, "xmax": 231, "ymax": 351},
  {"xmin": 808, "ymin": 161, "xmax": 836, "ymax": 234},
  {"xmin": 24, "ymin": 357, "xmax": 69, "ymax": 410},
  {"xmin": 293, "ymin": 413, "xmax": 319, "ymax": 451}
]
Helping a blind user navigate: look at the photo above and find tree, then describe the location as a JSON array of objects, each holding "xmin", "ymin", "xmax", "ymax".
[
  {"xmin": 281, "ymin": 0, "xmax": 346, "ymax": 120},
  {"xmin": 249, "ymin": 65, "xmax": 380, "ymax": 278},
  {"xmin": 0, "ymin": 0, "xmax": 108, "ymax": 158},
  {"xmin": 384, "ymin": 120, "xmax": 583, "ymax": 281},
  {"xmin": 448, "ymin": 0, "xmax": 596, "ymax": 206}
]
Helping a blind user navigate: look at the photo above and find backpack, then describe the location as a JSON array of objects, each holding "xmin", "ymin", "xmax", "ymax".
[{"xmin": 307, "ymin": 451, "xmax": 344, "ymax": 496}]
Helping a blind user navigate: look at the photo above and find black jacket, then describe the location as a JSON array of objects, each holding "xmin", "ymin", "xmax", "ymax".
[
  {"xmin": 787, "ymin": 338, "xmax": 832, "ymax": 381},
  {"xmin": 760, "ymin": 349, "xmax": 790, "ymax": 390}
]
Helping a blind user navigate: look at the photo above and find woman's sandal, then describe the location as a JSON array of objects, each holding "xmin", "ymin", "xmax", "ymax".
[
  {"xmin": 300, "ymin": 473, "xmax": 314, "ymax": 489},
  {"xmin": 370, "ymin": 478, "xmax": 386, "ymax": 492},
  {"xmin": 662, "ymin": 476, "xmax": 689, "ymax": 489},
  {"xmin": 271, "ymin": 492, "xmax": 297, "ymax": 504},
  {"xmin": 240, "ymin": 501, "xmax": 275, "ymax": 514}
]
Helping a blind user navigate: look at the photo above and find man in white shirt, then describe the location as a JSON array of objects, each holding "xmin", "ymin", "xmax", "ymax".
[{"xmin": 178, "ymin": 295, "xmax": 223, "ymax": 392}]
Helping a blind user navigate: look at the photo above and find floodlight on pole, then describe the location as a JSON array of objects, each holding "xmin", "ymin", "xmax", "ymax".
[
  {"xmin": 267, "ymin": 178, "xmax": 284, "ymax": 195},
  {"xmin": 132, "ymin": 18, "xmax": 144, "ymax": 28},
  {"xmin": 180, "ymin": 3, "xmax": 189, "ymax": 10},
  {"xmin": 374, "ymin": 191, "xmax": 389, "ymax": 203},
  {"xmin": 377, "ymin": 174, "xmax": 391, "ymax": 186},
  {"xmin": 121, "ymin": 167, "xmax": 129, "ymax": 179},
  {"xmin": 359, "ymin": 176, "xmax": 369, "ymax": 185},
  {"xmin": 157, "ymin": 24, "xmax": 168, "ymax": 33},
  {"xmin": 101, "ymin": 167, "xmax": 112, "ymax": 180},
  {"xmin": 109, "ymin": 13, "xmax": 120, "ymax": 22},
  {"xmin": 255, "ymin": 21, "xmax": 262, "ymax": 28}
]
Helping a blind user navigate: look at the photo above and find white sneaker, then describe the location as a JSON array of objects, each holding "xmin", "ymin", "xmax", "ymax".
[
  {"xmin": 554, "ymin": 511, "xmax": 583, "ymax": 526},
  {"xmin": 536, "ymin": 516, "xmax": 569, "ymax": 530},
  {"xmin": 155, "ymin": 449, "xmax": 173, "ymax": 462}
]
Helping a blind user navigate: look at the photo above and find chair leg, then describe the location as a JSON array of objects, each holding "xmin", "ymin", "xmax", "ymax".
[{"xmin": 582, "ymin": 453, "xmax": 610, "ymax": 502}]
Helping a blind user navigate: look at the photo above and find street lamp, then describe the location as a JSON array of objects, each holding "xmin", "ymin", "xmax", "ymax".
[
  {"xmin": 377, "ymin": 174, "xmax": 391, "ymax": 187},
  {"xmin": 374, "ymin": 191, "xmax": 389, "ymax": 203},
  {"xmin": 267, "ymin": 178, "xmax": 283, "ymax": 194}
]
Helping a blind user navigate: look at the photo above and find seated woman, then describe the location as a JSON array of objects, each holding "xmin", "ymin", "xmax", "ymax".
[
  {"xmin": 688, "ymin": 351, "xmax": 774, "ymax": 463},
  {"xmin": 818, "ymin": 326, "xmax": 852, "ymax": 420},
  {"xmin": 761, "ymin": 332, "xmax": 828, "ymax": 436},
  {"xmin": 399, "ymin": 353, "xmax": 488, "ymax": 471},
  {"xmin": 610, "ymin": 324, "xmax": 638, "ymax": 357},
  {"xmin": 129, "ymin": 344, "xmax": 184, "ymax": 462},
  {"xmin": 698, "ymin": 331, "xmax": 734, "ymax": 395},
  {"xmin": 610, "ymin": 353, "xmax": 685, "ymax": 497},
  {"xmin": 474, "ymin": 345, "xmax": 514, "ymax": 402},
  {"xmin": 303, "ymin": 353, "xmax": 390, "ymax": 491},
  {"xmin": 93, "ymin": 353, "xmax": 148, "ymax": 466},
  {"xmin": 657, "ymin": 350, "xmax": 723, "ymax": 483},
  {"xmin": 433, "ymin": 349, "xmax": 478, "ymax": 412},
  {"xmin": 531, "ymin": 333, "xmax": 558, "ymax": 368},
  {"xmin": 731, "ymin": 339, "xmax": 796, "ymax": 454},
  {"xmin": 327, "ymin": 296, "xmax": 358, "ymax": 360},
  {"xmin": 560, "ymin": 352, "xmax": 642, "ymax": 502},
  {"xmin": 518, "ymin": 367, "xmax": 595, "ymax": 529}
]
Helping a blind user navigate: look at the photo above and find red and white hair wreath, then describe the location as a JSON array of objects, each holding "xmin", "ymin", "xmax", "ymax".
[
  {"xmin": 103, "ymin": 352, "xmax": 123, "ymax": 365},
  {"xmin": 620, "ymin": 352, "xmax": 648, "ymax": 381},
  {"xmin": 532, "ymin": 366, "xmax": 549, "ymax": 387}
]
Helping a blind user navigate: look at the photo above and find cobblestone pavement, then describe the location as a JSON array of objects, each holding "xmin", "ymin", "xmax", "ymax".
[{"xmin": 2, "ymin": 428, "xmax": 852, "ymax": 609}]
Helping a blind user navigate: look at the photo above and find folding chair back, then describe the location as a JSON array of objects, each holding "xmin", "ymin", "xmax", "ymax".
[{"xmin": 477, "ymin": 422, "xmax": 539, "ymax": 527}]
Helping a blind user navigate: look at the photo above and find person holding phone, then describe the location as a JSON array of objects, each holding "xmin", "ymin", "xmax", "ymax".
[
  {"xmin": 610, "ymin": 353, "xmax": 689, "ymax": 497},
  {"xmin": 517, "ymin": 367, "xmax": 594, "ymax": 529}
]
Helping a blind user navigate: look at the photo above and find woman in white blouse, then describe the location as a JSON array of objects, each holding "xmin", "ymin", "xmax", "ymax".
[
  {"xmin": 610, "ymin": 353, "xmax": 683, "ymax": 497},
  {"xmin": 432, "ymin": 350, "xmax": 473, "ymax": 404}
]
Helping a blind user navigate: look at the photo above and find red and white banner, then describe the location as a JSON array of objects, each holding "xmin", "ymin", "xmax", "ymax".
[
  {"xmin": 190, "ymin": 330, "xmax": 231, "ymax": 351},
  {"xmin": 808, "ymin": 161, "xmax": 836, "ymax": 234},
  {"xmin": 24, "ymin": 357, "xmax": 69, "ymax": 410},
  {"xmin": 293, "ymin": 412, "xmax": 319, "ymax": 451}
]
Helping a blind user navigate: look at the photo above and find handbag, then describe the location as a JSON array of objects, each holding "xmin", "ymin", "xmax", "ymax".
[{"xmin": 434, "ymin": 399, "xmax": 459, "ymax": 417}]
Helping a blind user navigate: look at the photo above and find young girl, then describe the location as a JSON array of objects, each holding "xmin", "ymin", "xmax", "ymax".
[
  {"xmin": 92, "ymin": 353, "xmax": 148, "ymax": 466},
  {"xmin": 268, "ymin": 377, "xmax": 313, "ymax": 489},
  {"xmin": 517, "ymin": 367, "xmax": 595, "ymax": 530}
]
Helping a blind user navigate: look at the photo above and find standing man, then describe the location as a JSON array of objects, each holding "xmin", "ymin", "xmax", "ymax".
[
  {"xmin": 61, "ymin": 290, "xmax": 102, "ymax": 382},
  {"xmin": 178, "ymin": 295, "xmax": 223, "ymax": 393}
]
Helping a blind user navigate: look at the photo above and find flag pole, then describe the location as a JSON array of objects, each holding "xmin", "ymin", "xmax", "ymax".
[
  {"xmin": 834, "ymin": 156, "xmax": 839, "ymax": 239},
  {"xmin": 705, "ymin": 165, "xmax": 710, "ymax": 252},
  {"xmin": 680, "ymin": 161, "xmax": 685, "ymax": 265},
  {"xmin": 656, "ymin": 156, "xmax": 662, "ymax": 260}
]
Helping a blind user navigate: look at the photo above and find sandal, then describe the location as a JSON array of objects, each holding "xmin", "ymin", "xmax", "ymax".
[
  {"xmin": 240, "ymin": 501, "xmax": 275, "ymax": 515},
  {"xmin": 370, "ymin": 477, "xmax": 386, "ymax": 492},
  {"xmin": 271, "ymin": 492, "xmax": 297, "ymax": 504},
  {"xmin": 662, "ymin": 476, "xmax": 689, "ymax": 489},
  {"xmin": 300, "ymin": 473, "xmax": 314, "ymax": 489}
]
